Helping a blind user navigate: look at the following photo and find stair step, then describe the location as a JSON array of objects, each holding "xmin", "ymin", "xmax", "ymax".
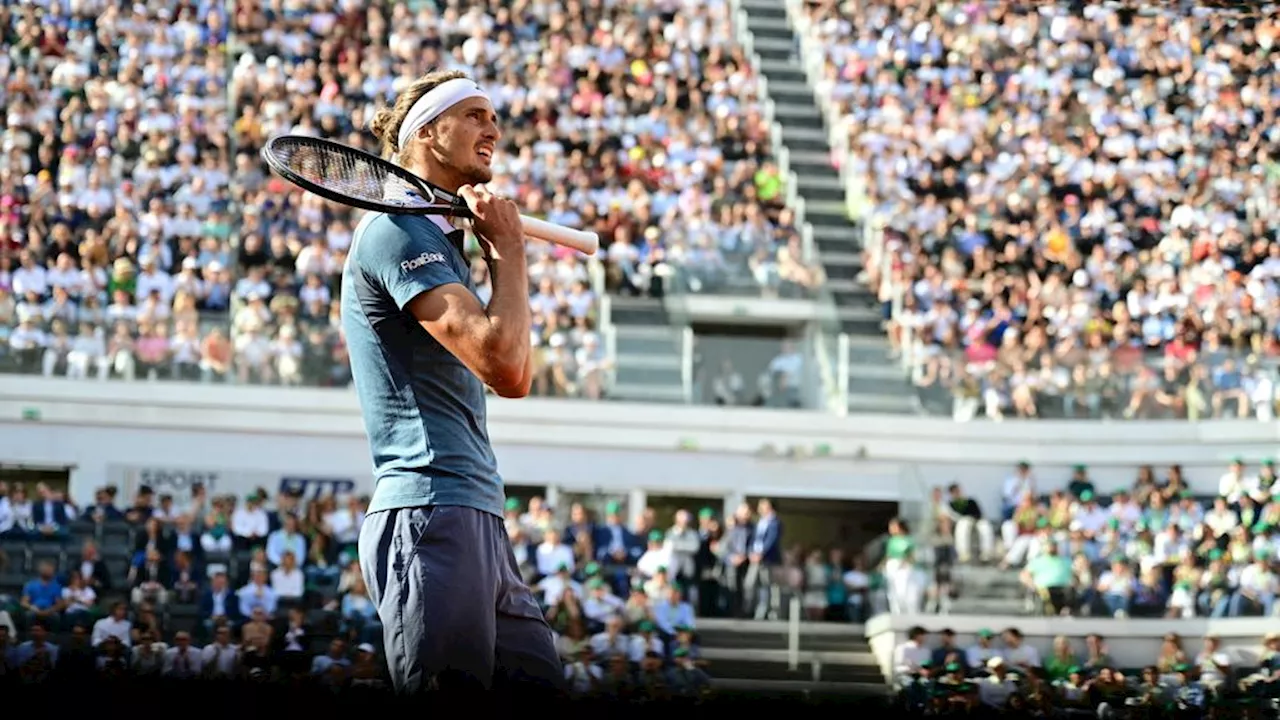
[
  {"xmin": 847, "ymin": 362, "xmax": 908, "ymax": 382},
  {"xmin": 758, "ymin": 58, "xmax": 807, "ymax": 83},
  {"xmin": 780, "ymin": 124, "xmax": 827, "ymax": 142},
  {"xmin": 747, "ymin": 24, "xmax": 794, "ymax": 43},
  {"xmin": 766, "ymin": 79, "xmax": 812, "ymax": 100},
  {"xmin": 795, "ymin": 173, "xmax": 844, "ymax": 190},
  {"xmin": 741, "ymin": 3, "xmax": 788, "ymax": 20},
  {"xmin": 713, "ymin": 677, "xmax": 890, "ymax": 699},
  {"xmin": 804, "ymin": 199, "xmax": 848, "ymax": 219},
  {"xmin": 788, "ymin": 148, "xmax": 830, "ymax": 166},
  {"xmin": 697, "ymin": 633, "xmax": 871, "ymax": 653},
  {"xmin": 615, "ymin": 353, "xmax": 681, "ymax": 369},
  {"xmin": 607, "ymin": 383, "xmax": 685, "ymax": 403},
  {"xmin": 811, "ymin": 224, "xmax": 856, "ymax": 241},
  {"xmin": 847, "ymin": 392, "xmax": 918, "ymax": 414},
  {"xmin": 946, "ymin": 596, "xmax": 1034, "ymax": 616},
  {"xmin": 610, "ymin": 298, "xmax": 668, "ymax": 325}
]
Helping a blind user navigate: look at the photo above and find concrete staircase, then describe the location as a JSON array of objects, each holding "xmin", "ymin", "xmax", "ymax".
[
  {"xmin": 949, "ymin": 563, "xmax": 1034, "ymax": 616},
  {"xmin": 697, "ymin": 618, "xmax": 891, "ymax": 700},
  {"xmin": 739, "ymin": 0, "xmax": 916, "ymax": 416},
  {"xmin": 607, "ymin": 296, "xmax": 687, "ymax": 404}
]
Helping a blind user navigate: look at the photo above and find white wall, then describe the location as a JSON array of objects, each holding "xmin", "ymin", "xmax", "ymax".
[{"xmin": 0, "ymin": 376, "xmax": 1275, "ymax": 510}]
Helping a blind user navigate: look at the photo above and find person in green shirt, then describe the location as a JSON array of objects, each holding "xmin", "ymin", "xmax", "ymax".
[
  {"xmin": 1044, "ymin": 635, "xmax": 1080, "ymax": 681},
  {"xmin": 753, "ymin": 162, "xmax": 784, "ymax": 204},
  {"xmin": 883, "ymin": 517, "xmax": 916, "ymax": 572},
  {"xmin": 1021, "ymin": 543, "xmax": 1074, "ymax": 615}
]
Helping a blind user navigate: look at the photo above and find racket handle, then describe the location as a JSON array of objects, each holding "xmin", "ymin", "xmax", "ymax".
[{"xmin": 519, "ymin": 214, "xmax": 600, "ymax": 255}]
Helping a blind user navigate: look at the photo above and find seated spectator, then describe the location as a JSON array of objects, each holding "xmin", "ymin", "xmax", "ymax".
[
  {"xmin": 128, "ymin": 547, "xmax": 171, "ymax": 606},
  {"xmin": 1230, "ymin": 550, "xmax": 1277, "ymax": 617},
  {"xmin": 30, "ymin": 483, "xmax": 71, "ymax": 539},
  {"xmin": 582, "ymin": 578, "xmax": 624, "ymax": 632},
  {"xmin": 279, "ymin": 607, "xmax": 310, "ymax": 676},
  {"xmin": 269, "ymin": 550, "xmax": 305, "ymax": 602},
  {"xmin": 535, "ymin": 528, "xmax": 576, "ymax": 579},
  {"xmin": 58, "ymin": 625, "xmax": 97, "ymax": 681},
  {"xmin": 893, "ymin": 626, "xmax": 931, "ymax": 676},
  {"xmin": 303, "ymin": 531, "xmax": 341, "ymax": 586},
  {"xmin": 60, "ymin": 570, "xmax": 97, "ymax": 628},
  {"xmin": 96, "ymin": 635, "xmax": 130, "ymax": 679},
  {"xmin": 1001, "ymin": 628, "xmax": 1041, "ymax": 669},
  {"xmin": 240, "ymin": 607, "xmax": 275, "ymax": 654},
  {"xmin": 628, "ymin": 621, "xmax": 664, "ymax": 663},
  {"xmin": 91, "ymin": 602, "xmax": 132, "ymax": 649},
  {"xmin": 169, "ymin": 551, "xmax": 201, "ymax": 604},
  {"xmin": 652, "ymin": 584, "xmax": 696, "ymax": 638},
  {"xmin": 310, "ymin": 638, "xmax": 351, "ymax": 679},
  {"xmin": 74, "ymin": 540, "xmax": 113, "ymax": 595},
  {"xmin": 636, "ymin": 531, "xmax": 672, "ymax": 580},
  {"xmin": 129, "ymin": 631, "xmax": 165, "ymax": 678},
  {"xmin": 538, "ymin": 563, "xmax": 583, "ymax": 608},
  {"xmin": 199, "ymin": 570, "xmax": 241, "ymax": 636},
  {"xmin": 339, "ymin": 575, "xmax": 379, "ymax": 645},
  {"xmin": 238, "ymin": 568, "xmax": 278, "ymax": 620},
  {"xmin": 667, "ymin": 647, "xmax": 711, "ymax": 698},
  {"xmin": 555, "ymin": 617, "xmax": 591, "ymax": 661},
  {"xmin": 201, "ymin": 623, "xmax": 241, "ymax": 679},
  {"xmin": 162, "ymin": 631, "xmax": 203, "ymax": 678},
  {"xmin": 1020, "ymin": 543, "xmax": 1073, "ymax": 616},
  {"xmin": 12, "ymin": 621, "xmax": 58, "ymax": 683},
  {"xmin": 19, "ymin": 561, "xmax": 64, "ymax": 632},
  {"xmin": 123, "ymin": 486, "xmax": 156, "ymax": 526},
  {"xmin": 945, "ymin": 483, "xmax": 995, "ymax": 564},
  {"xmin": 590, "ymin": 615, "xmax": 631, "ymax": 663},
  {"xmin": 266, "ymin": 513, "xmax": 306, "ymax": 568},
  {"xmin": 1044, "ymin": 636, "xmax": 1080, "ymax": 682},
  {"xmin": 350, "ymin": 643, "xmax": 386, "ymax": 689},
  {"xmin": 563, "ymin": 645, "xmax": 603, "ymax": 695},
  {"xmin": 230, "ymin": 493, "xmax": 269, "ymax": 551},
  {"xmin": 3, "ymin": 484, "xmax": 34, "ymax": 537}
]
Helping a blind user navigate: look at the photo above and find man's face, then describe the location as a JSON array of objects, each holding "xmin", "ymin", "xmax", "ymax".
[
  {"xmin": 31, "ymin": 625, "xmax": 46, "ymax": 643},
  {"xmin": 330, "ymin": 639, "xmax": 346, "ymax": 657},
  {"xmin": 175, "ymin": 633, "xmax": 190, "ymax": 648},
  {"xmin": 424, "ymin": 96, "xmax": 499, "ymax": 184},
  {"xmin": 216, "ymin": 626, "xmax": 231, "ymax": 644},
  {"xmin": 38, "ymin": 562, "xmax": 53, "ymax": 580}
]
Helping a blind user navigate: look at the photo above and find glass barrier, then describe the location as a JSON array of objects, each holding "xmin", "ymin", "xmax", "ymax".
[
  {"xmin": 660, "ymin": 255, "xmax": 820, "ymax": 301},
  {"xmin": 903, "ymin": 333, "xmax": 1280, "ymax": 422},
  {"xmin": 690, "ymin": 332, "xmax": 817, "ymax": 409}
]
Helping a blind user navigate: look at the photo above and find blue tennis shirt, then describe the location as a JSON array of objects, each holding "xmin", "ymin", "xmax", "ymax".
[{"xmin": 341, "ymin": 211, "xmax": 504, "ymax": 519}]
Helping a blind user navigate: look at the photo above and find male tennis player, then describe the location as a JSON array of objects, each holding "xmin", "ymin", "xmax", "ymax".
[{"xmin": 342, "ymin": 70, "xmax": 561, "ymax": 695}]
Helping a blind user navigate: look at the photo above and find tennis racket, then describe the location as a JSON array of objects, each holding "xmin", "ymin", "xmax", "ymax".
[{"xmin": 260, "ymin": 135, "xmax": 600, "ymax": 255}]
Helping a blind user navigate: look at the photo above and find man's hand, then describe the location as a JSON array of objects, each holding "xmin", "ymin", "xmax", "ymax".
[{"xmin": 458, "ymin": 184, "xmax": 523, "ymax": 259}]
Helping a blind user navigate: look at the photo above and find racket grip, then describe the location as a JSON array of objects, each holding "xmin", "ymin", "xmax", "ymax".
[{"xmin": 519, "ymin": 214, "xmax": 600, "ymax": 255}]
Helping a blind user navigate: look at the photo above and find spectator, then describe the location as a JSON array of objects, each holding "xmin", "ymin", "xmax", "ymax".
[
  {"xmin": 744, "ymin": 498, "xmax": 782, "ymax": 620},
  {"xmin": 127, "ymin": 547, "xmax": 171, "ymax": 606},
  {"xmin": 945, "ymin": 483, "xmax": 995, "ymax": 565},
  {"xmin": 60, "ymin": 570, "xmax": 97, "ymax": 628},
  {"xmin": 270, "ymin": 551, "xmax": 304, "ymax": 602},
  {"xmin": 201, "ymin": 623, "xmax": 240, "ymax": 679},
  {"xmin": 339, "ymin": 575, "xmax": 379, "ymax": 645},
  {"xmin": 265, "ymin": 513, "xmax": 306, "ymax": 567},
  {"xmin": 237, "ymin": 568, "xmax": 277, "ymax": 620},
  {"xmin": 75, "ymin": 541, "xmax": 113, "ymax": 595},
  {"xmin": 230, "ymin": 493, "xmax": 269, "ymax": 550},
  {"xmin": 12, "ymin": 621, "xmax": 58, "ymax": 684},
  {"xmin": 161, "ymin": 631, "xmax": 203, "ymax": 679},
  {"xmin": 19, "ymin": 561, "xmax": 64, "ymax": 632},
  {"xmin": 91, "ymin": 602, "xmax": 132, "ymax": 650}
]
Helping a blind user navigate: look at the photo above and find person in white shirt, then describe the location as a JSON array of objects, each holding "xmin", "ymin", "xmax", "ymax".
[
  {"xmin": 1204, "ymin": 497, "xmax": 1238, "ymax": 538},
  {"xmin": 162, "ymin": 632, "xmax": 205, "ymax": 678},
  {"xmin": 1109, "ymin": 492, "xmax": 1142, "ymax": 531},
  {"xmin": 978, "ymin": 658, "xmax": 1019, "ymax": 709},
  {"xmin": 886, "ymin": 552, "xmax": 928, "ymax": 614},
  {"xmin": 635, "ymin": 530, "xmax": 673, "ymax": 580},
  {"xmin": 1001, "ymin": 628, "xmax": 1041, "ymax": 668},
  {"xmin": 265, "ymin": 514, "xmax": 307, "ymax": 567},
  {"xmin": 534, "ymin": 528, "xmax": 575, "ymax": 578},
  {"xmin": 201, "ymin": 624, "xmax": 240, "ymax": 678},
  {"xmin": 1219, "ymin": 458, "xmax": 1251, "ymax": 505},
  {"xmin": 91, "ymin": 602, "xmax": 133, "ymax": 648},
  {"xmin": 589, "ymin": 615, "xmax": 631, "ymax": 661},
  {"xmin": 892, "ymin": 626, "xmax": 932, "ymax": 677},
  {"xmin": 581, "ymin": 578, "xmax": 624, "ymax": 626},
  {"xmin": 270, "ymin": 551, "xmax": 305, "ymax": 600},
  {"xmin": 563, "ymin": 650, "xmax": 603, "ymax": 694},
  {"xmin": 323, "ymin": 495, "xmax": 362, "ymax": 546},
  {"xmin": 229, "ymin": 494, "xmax": 269, "ymax": 550},
  {"xmin": 66, "ymin": 322, "xmax": 107, "ymax": 379},
  {"xmin": 1229, "ymin": 553, "xmax": 1277, "ymax": 617},
  {"xmin": 627, "ymin": 621, "xmax": 663, "ymax": 662},
  {"xmin": 1074, "ymin": 495, "xmax": 1111, "ymax": 537},
  {"xmin": 1001, "ymin": 462, "xmax": 1036, "ymax": 520},
  {"xmin": 536, "ymin": 564, "xmax": 581, "ymax": 606},
  {"xmin": 1096, "ymin": 559, "xmax": 1136, "ymax": 618}
]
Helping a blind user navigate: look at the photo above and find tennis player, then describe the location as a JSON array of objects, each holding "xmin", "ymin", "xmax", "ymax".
[{"xmin": 342, "ymin": 70, "xmax": 561, "ymax": 695}]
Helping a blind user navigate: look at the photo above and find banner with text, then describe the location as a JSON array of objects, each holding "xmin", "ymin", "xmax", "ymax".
[{"xmin": 107, "ymin": 465, "xmax": 367, "ymax": 506}]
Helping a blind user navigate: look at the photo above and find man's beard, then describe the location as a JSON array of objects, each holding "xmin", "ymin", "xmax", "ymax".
[{"xmin": 461, "ymin": 162, "xmax": 494, "ymax": 184}]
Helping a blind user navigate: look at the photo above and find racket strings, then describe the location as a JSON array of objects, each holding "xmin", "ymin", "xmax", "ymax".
[{"xmin": 274, "ymin": 139, "xmax": 429, "ymax": 208}]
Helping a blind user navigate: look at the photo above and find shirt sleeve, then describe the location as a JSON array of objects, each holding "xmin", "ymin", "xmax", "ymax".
[{"xmin": 353, "ymin": 214, "xmax": 464, "ymax": 310}]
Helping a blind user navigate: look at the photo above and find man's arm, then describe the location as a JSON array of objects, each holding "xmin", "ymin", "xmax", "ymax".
[{"xmin": 361, "ymin": 213, "xmax": 531, "ymax": 396}]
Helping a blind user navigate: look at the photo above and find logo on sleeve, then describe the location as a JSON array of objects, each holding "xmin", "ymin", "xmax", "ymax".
[{"xmin": 401, "ymin": 252, "xmax": 447, "ymax": 272}]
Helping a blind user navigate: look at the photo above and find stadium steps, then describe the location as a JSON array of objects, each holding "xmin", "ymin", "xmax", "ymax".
[
  {"xmin": 744, "ymin": 0, "xmax": 920, "ymax": 416},
  {"xmin": 695, "ymin": 618, "xmax": 889, "ymax": 696},
  {"xmin": 607, "ymin": 297, "xmax": 686, "ymax": 404},
  {"xmin": 948, "ymin": 563, "xmax": 1038, "ymax": 616}
]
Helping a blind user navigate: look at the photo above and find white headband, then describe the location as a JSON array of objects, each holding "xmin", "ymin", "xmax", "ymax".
[{"xmin": 396, "ymin": 77, "xmax": 490, "ymax": 152}]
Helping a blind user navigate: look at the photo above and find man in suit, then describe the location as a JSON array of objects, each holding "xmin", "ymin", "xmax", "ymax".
[
  {"xmin": 162, "ymin": 631, "xmax": 204, "ymax": 678},
  {"xmin": 694, "ymin": 508, "xmax": 724, "ymax": 617},
  {"xmin": 723, "ymin": 503, "xmax": 754, "ymax": 618},
  {"xmin": 129, "ymin": 547, "xmax": 172, "ymax": 606},
  {"xmin": 75, "ymin": 541, "xmax": 113, "ymax": 594},
  {"xmin": 744, "ymin": 498, "xmax": 783, "ymax": 620},
  {"xmin": 30, "ymin": 483, "xmax": 70, "ymax": 540},
  {"xmin": 593, "ymin": 501, "xmax": 643, "ymax": 597},
  {"xmin": 198, "ymin": 570, "xmax": 241, "ymax": 639},
  {"xmin": 79, "ymin": 487, "xmax": 125, "ymax": 523}
]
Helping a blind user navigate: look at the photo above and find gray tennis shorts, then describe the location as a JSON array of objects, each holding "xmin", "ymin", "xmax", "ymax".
[{"xmin": 358, "ymin": 505, "xmax": 564, "ymax": 694}]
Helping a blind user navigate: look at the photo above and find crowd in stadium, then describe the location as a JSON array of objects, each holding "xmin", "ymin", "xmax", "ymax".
[
  {"xmin": 0, "ymin": 481, "xmax": 759, "ymax": 695},
  {"xmin": 891, "ymin": 624, "xmax": 1280, "ymax": 715},
  {"xmin": 792, "ymin": 1, "xmax": 1280, "ymax": 420},
  {"xmin": 0, "ymin": 0, "xmax": 820, "ymax": 403}
]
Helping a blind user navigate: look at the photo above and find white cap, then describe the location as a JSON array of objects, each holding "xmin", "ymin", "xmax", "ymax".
[{"xmin": 357, "ymin": 643, "xmax": 375, "ymax": 654}]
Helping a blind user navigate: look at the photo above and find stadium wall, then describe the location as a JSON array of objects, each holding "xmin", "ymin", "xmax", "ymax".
[{"xmin": 0, "ymin": 376, "xmax": 1274, "ymax": 509}]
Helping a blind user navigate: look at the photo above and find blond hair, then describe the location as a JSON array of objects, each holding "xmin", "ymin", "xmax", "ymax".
[{"xmin": 368, "ymin": 69, "xmax": 470, "ymax": 164}]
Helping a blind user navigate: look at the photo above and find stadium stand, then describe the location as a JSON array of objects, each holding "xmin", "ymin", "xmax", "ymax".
[{"xmin": 787, "ymin": 0, "xmax": 1280, "ymax": 421}]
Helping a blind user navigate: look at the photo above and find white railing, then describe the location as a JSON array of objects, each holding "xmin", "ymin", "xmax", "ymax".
[
  {"xmin": 680, "ymin": 325, "xmax": 695, "ymax": 403},
  {"xmin": 600, "ymin": 295, "xmax": 618, "ymax": 395},
  {"xmin": 836, "ymin": 332, "xmax": 850, "ymax": 414},
  {"xmin": 787, "ymin": 596, "xmax": 802, "ymax": 671}
]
